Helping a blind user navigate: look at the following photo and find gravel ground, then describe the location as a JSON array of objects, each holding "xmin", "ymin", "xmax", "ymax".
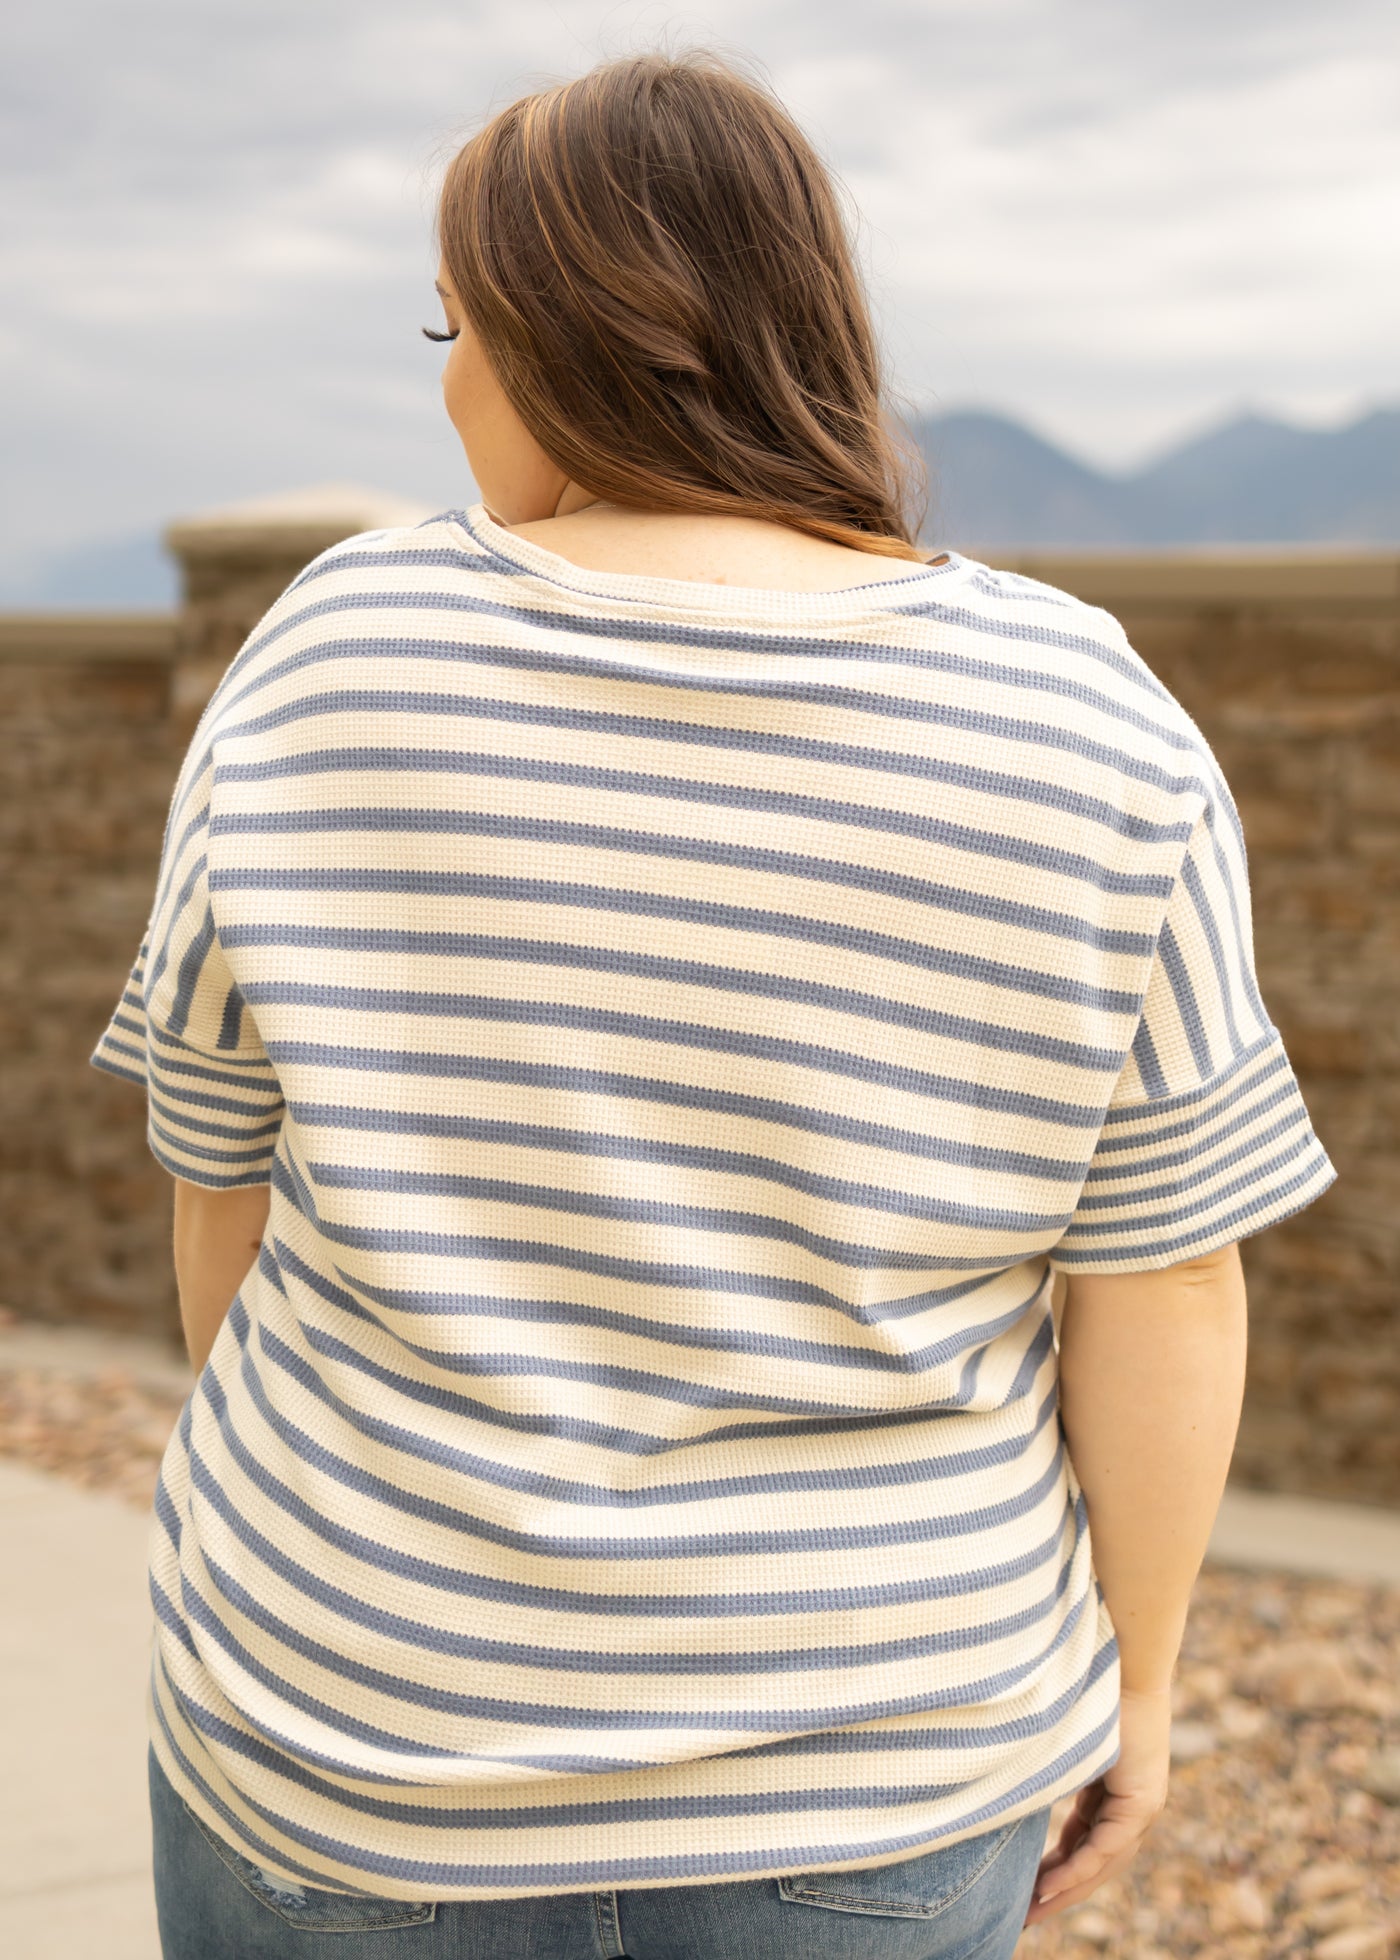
[
  {"xmin": 0, "ymin": 1358, "xmax": 187, "ymax": 1506},
  {"xmin": 1, "ymin": 1353, "xmax": 1396, "ymax": 1957}
]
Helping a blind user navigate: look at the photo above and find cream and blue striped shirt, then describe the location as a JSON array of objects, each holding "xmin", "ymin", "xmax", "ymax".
[{"xmin": 91, "ymin": 502, "xmax": 1334, "ymax": 1901}]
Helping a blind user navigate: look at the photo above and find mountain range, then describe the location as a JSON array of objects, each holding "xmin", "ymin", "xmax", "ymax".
[
  {"xmin": 912, "ymin": 405, "xmax": 1400, "ymax": 550},
  {"xmin": 10, "ymin": 405, "xmax": 1399, "ymax": 607}
]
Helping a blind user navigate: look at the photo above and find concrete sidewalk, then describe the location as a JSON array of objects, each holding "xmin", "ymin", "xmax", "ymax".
[
  {"xmin": 0, "ymin": 1458, "xmax": 159, "ymax": 1959},
  {"xmin": 2, "ymin": 1320, "xmax": 1400, "ymax": 1960}
]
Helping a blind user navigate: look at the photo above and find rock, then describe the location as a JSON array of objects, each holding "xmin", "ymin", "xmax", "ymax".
[
  {"xmin": 1217, "ymin": 1696, "xmax": 1270, "ymax": 1742},
  {"xmin": 1294, "ymin": 1861, "xmax": 1368, "ymax": 1902},
  {"xmin": 1312, "ymin": 1927, "xmax": 1395, "ymax": 1960},
  {"xmin": 1308, "ymin": 1895, "xmax": 1378, "ymax": 1934},
  {"xmin": 1233, "ymin": 1640, "xmax": 1369, "ymax": 1714},
  {"xmin": 1327, "ymin": 1742, "xmax": 1372, "ymax": 1775},
  {"xmin": 1169, "ymin": 1720, "xmax": 1218, "ymax": 1762},
  {"xmin": 1299, "ymin": 1590, "xmax": 1363, "ymax": 1631},
  {"xmin": 1211, "ymin": 1876, "xmax": 1270, "ymax": 1931},
  {"xmin": 1340, "ymin": 1790, "xmax": 1381, "ymax": 1822},
  {"xmin": 1178, "ymin": 1663, "xmax": 1229, "ymax": 1708},
  {"xmin": 1062, "ymin": 1904, "xmax": 1114, "ymax": 1944},
  {"xmin": 1360, "ymin": 1746, "xmax": 1400, "ymax": 1804}
]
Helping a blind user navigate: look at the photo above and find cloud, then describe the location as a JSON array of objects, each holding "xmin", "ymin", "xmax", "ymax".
[{"xmin": 2, "ymin": 0, "xmax": 1396, "ymax": 590}]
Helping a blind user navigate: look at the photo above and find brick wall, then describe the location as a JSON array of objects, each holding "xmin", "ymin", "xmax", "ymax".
[
  {"xmin": 1, "ymin": 614, "xmax": 182, "ymax": 1332},
  {"xmin": 3, "ymin": 519, "xmax": 1395, "ymax": 1504},
  {"xmin": 1001, "ymin": 550, "xmax": 1400, "ymax": 1505}
]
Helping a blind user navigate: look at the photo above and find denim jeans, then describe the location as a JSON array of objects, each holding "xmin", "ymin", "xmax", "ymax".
[{"xmin": 150, "ymin": 1746, "xmax": 1051, "ymax": 1960}]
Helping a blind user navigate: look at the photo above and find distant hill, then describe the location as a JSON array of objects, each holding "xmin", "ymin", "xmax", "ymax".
[
  {"xmin": 912, "ymin": 405, "xmax": 1400, "ymax": 549},
  {"xmin": 5, "ymin": 405, "xmax": 1397, "ymax": 607}
]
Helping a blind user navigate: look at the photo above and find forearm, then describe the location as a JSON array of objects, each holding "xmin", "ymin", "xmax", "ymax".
[
  {"xmin": 1056, "ymin": 1242, "xmax": 1248, "ymax": 1695},
  {"xmin": 171, "ymin": 1177, "xmax": 272, "ymax": 1373}
]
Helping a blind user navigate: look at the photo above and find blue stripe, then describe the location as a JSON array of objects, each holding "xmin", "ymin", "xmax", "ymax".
[
  {"xmin": 146, "ymin": 1140, "xmax": 277, "ymax": 1189},
  {"xmin": 372, "ymin": 511, "xmax": 1187, "ymax": 735},
  {"xmin": 1054, "ymin": 1147, "xmax": 1334, "ymax": 1262},
  {"xmin": 1097, "ymin": 1031, "xmax": 1284, "ymax": 1129},
  {"xmin": 212, "ymin": 774, "xmax": 1177, "ymax": 898},
  {"xmin": 200, "ymin": 1353, "xmax": 1069, "ymax": 1595},
  {"xmin": 158, "ymin": 1629, "xmax": 1115, "ymax": 1846},
  {"xmin": 1155, "ymin": 921, "xmax": 1215, "ymax": 1080},
  {"xmin": 256, "ymin": 1263, "xmax": 1045, "ymax": 1457},
  {"xmin": 215, "ymin": 680, "xmax": 1209, "ymax": 847},
  {"xmin": 157, "ymin": 1584, "xmax": 1112, "ymax": 1886},
  {"xmin": 246, "ymin": 1289, "xmax": 1058, "ymax": 1506},
  {"xmin": 307, "ymin": 1157, "xmax": 1073, "ymax": 1250},
  {"xmin": 148, "ymin": 1087, "xmax": 283, "ymax": 1141},
  {"xmin": 90, "ymin": 1046, "xmax": 147, "ymax": 1091},
  {"xmin": 211, "ymin": 828, "xmax": 1156, "ymax": 956},
  {"xmin": 1066, "ymin": 1130, "xmax": 1323, "ymax": 1239},
  {"xmin": 147, "ymin": 844, "xmax": 210, "ymax": 1000},
  {"xmin": 244, "ymin": 975, "xmax": 1124, "ymax": 1076},
  {"xmin": 1129, "ymin": 1016, "xmax": 1168, "ymax": 1099},
  {"xmin": 277, "ymin": 1254, "xmax": 1052, "ymax": 1407},
  {"xmin": 148, "ymin": 1115, "xmax": 282, "ymax": 1170},
  {"xmin": 1181, "ymin": 848, "xmax": 1246, "ymax": 1056},
  {"xmin": 218, "ymin": 537, "xmax": 1204, "ymax": 763},
  {"xmin": 1081, "ymin": 1072, "xmax": 1306, "ymax": 1180},
  {"xmin": 1075, "ymin": 1107, "xmax": 1314, "ymax": 1208},
  {"xmin": 289, "ymin": 1095, "xmax": 1087, "ymax": 1191},
  {"xmin": 272, "ymin": 1150, "xmax": 1051, "ymax": 1292},
  {"xmin": 272, "ymin": 1223, "xmax": 1043, "ymax": 1379},
  {"xmin": 220, "ymin": 916, "xmax": 1142, "ymax": 1017},
  {"xmin": 193, "ymin": 1534, "xmax": 1077, "ymax": 1762},
  {"xmin": 203, "ymin": 1379, "xmax": 1065, "ymax": 1673},
  {"xmin": 217, "ymin": 982, "xmax": 246, "ymax": 1049},
  {"xmin": 266, "ymin": 1033, "xmax": 1106, "ymax": 1139},
  {"xmin": 1202, "ymin": 802, "xmax": 1268, "ymax": 1022},
  {"xmin": 149, "ymin": 798, "xmax": 211, "ymax": 928},
  {"xmin": 158, "ymin": 1618, "xmax": 1118, "ymax": 1883},
  {"xmin": 150, "ymin": 1657, "xmax": 436, "ymax": 1888},
  {"xmin": 217, "ymin": 727, "xmax": 1195, "ymax": 856}
]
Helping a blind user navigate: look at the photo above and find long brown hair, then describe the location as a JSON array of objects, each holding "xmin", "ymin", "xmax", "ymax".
[{"xmin": 436, "ymin": 50, "xmax": 928, "ymax": 559}]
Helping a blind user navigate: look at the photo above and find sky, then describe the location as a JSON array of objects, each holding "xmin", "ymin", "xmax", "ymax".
[{"xmin": 3, "ymin": 0, "xmax": 1398, "ymax": 598}]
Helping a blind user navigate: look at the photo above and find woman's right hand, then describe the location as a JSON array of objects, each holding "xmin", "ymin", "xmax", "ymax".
[{"xmin": 1021, "ymin": 1686, "xmax": 1173, "ymax": 1927}]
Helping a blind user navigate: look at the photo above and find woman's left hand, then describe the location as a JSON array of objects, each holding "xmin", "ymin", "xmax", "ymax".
[{"xmin": 1021, "ymin": 1685, "xmax": 1173, "ymax": 1927}]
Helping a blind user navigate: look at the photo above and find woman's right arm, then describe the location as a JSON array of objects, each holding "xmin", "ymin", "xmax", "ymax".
[{"xmin": 1024, "ymin": 1239, "xmax": 1249, "ymax": 1925}]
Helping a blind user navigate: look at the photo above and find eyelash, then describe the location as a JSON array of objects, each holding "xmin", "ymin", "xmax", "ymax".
[{"xmin": 421, "ymin": 326, "xmax": 459, "ymax": 342}]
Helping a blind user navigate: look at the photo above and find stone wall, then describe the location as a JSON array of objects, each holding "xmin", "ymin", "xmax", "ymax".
[
  {"xmin": 2, "ymin": 508, "xmax": 1395, "ymax": 1504},
  {"xmin": 2, "ymin": 612, "xmax": 182, "ymax": 1332},
  {"xmin": 2, "ymin": 488, "xmax": 431, "ymax": 1341},
  {"xmin": 1000, "ymin": 549, "xmax": 1399, "ymax": 1507}
]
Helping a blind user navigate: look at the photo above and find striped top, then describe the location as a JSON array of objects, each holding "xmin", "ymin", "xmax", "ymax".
[{"xmin": 92, "ymin": 502, "xmax": 1334, "ymax": 1903}]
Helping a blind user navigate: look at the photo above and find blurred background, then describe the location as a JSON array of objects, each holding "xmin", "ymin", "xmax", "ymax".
[
  {"xmin": 2, "ymin": 5, "xmax": 1399, "ymax": 1957},
  {"xmin": 3, "ymin": 0, "xmax": 1398, "ymax": 603}
]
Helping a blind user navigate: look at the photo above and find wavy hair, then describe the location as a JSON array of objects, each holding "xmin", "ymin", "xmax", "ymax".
[{"xmin": 436, "ymin": 50, "xmax": 927, "ymax": 558}]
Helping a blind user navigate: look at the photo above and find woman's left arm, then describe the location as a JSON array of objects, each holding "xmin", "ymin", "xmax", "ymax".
[{"xmin": 171, "ymin": 1177, "xmax": 271, "ymax": 1373}]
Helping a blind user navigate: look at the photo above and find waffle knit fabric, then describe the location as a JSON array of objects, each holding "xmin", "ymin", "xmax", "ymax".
[{"xmin": 91, "ymin": 503, "xmax": 1335, "ymax": 1901}]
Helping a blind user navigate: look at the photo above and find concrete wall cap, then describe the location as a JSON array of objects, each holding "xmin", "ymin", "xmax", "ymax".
[
  {"xmin": 164, "ymin": 482, "xmax": 442, "ymax": 553},
  {"xmin": 976, "ymin": 546, "xmax": 1400, "ymax": 608},
  {"xmin": 0, "ymin": 613, "xmax": 177, "ymax": 663}
]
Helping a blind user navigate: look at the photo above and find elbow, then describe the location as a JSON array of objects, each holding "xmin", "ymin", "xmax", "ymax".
[{"xmin": 1171, "ymin": 1241, "xmax": 1244, "ymax": 1291}]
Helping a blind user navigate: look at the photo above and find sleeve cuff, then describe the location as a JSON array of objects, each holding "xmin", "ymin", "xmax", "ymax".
[
  {"xmin": 1049, "ymin": 1029, "xmax": 1337, "ymax": 1272},
  {"xmin": 90, "ymin": 1019, "xmax": 285, "ymax": 1187}
]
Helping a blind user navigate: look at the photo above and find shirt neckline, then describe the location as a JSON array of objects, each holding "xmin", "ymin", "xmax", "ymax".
[{"xmin": 456, "ymin": 501, "xmax": 972, "ymax": 620}]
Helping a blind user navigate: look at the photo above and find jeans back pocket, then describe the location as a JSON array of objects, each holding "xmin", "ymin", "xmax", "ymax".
[
  {"xmin": 778, "ymin": 1808, "xmax": 1049, "ymax": 1923},
  {"xmin": 181, "ymin": 1797, "xmax": 438, "ymax": 1931}
]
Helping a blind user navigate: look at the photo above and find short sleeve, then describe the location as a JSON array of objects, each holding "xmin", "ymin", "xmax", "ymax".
[
  {"xmin": 1050, "ymin": 802, "xmax": 1335, "ymax": 1272},
  {"xmin": 90, "ymin": 746, "xmax": 285, "ymax": 1189}
]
